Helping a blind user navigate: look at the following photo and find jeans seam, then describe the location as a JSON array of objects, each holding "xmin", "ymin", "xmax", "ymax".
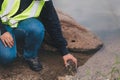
[{"xmin": 14, "ymin": 29, "xmax": 28, "ymax": 36}]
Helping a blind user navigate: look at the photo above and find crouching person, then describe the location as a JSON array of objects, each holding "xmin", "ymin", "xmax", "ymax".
[{"xmin": 0, "ymin": 0, "xmax": 77, "ymax": 71}]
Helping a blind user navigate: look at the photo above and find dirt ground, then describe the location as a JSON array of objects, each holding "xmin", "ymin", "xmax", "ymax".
[{"xmin": 0, "ymin": 47, "xmax": 94, "ymax": 80}]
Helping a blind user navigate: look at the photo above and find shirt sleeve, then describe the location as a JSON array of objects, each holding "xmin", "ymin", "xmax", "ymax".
[
  {"xmin": 0, "ymin": 20, "xmax": 7, "ymax": 35},
  {"xmin": 39, "ymin": 0, "xmax": 69, "ymax": 56},
  {"xmin": 0, "ymin": 0, "xmax": 7, "ymax": 35}
]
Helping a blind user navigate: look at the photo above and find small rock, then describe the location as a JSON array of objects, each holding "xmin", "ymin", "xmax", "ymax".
[{"xmin": 58, "ymin": 75, "xmax": 74, "ymax": 80}]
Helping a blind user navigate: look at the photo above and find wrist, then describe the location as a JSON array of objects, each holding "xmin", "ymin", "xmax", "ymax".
[{"xmin": 58, "ymin": 46, "xmax": 69, "ymax": 56}]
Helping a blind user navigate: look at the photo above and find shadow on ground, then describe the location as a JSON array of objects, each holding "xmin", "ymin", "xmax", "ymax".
[{"xmin": 0, "ymin": 48, "xmax": 95, "ymax": 80}]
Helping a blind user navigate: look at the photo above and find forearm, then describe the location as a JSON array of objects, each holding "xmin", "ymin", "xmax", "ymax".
[{"xmin": 39, "ymin": 0, "xmax": 69, "ymax": 56}]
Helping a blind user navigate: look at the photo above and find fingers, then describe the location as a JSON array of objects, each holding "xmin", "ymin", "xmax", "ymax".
[
  {"xmin": 63, "ymin": 54, "xmax": 78, "ymax": 67},
  {"xmin": 1, "ymin": 37, "xmax": 14, "ymax": 48},
  {"xmin": 0, "ymin": 32, "xmax": 14, "ymax": 48},
  {"xmin": 69, "ymin": 56, "xmax": 77, "ymax": 68},
  {"xmin": 5, "ymin": 38, "xmax": 14, "ymax": 48},
  {"xmin": 1, "ymin": 39, "xmax": 7, "ymax": 47},
  {"xmin": 70, "ymin": 54, "xmax": 77, "ymax": 67}
]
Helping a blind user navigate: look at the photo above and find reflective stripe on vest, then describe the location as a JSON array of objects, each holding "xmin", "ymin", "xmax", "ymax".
[
  {"xmin": 9, "ymin": 0, "xmax": 45, "ymax": 27},
  {"xmin": 0, "ymin": 0, "xmax": 20, "ymax": 22},
  {"xmin": 0, "ymin": 0, "xmax": 47, "ymax": 28}
]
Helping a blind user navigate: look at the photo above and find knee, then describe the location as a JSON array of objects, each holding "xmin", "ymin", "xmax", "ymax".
[
  {"xmin": 0, "ymin": 52, "xmax": 17, "ymax": 65},
  {"xmin": 29, "ymin": 22, "xmax": 45, "ymax": 37},
  {"xmin": 19, "ymin": 18, "xmax": 45, "ymax": 38},
  {"xmin": 34, "ymin": 24, "xmax": 45, "ymax": 36}
]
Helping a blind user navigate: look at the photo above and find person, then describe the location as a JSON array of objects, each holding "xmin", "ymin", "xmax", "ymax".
[{"xmin": 0, "ymin": 0, "xmax": 77, "ymax": 71}]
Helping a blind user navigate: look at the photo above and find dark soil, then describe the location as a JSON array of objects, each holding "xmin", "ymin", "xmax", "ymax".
[{"xmin": 0, "ymin": 48, "xmax": 94, "ymax": 80}]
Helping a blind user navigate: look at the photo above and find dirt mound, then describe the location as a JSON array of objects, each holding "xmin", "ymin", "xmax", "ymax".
[
  {"xmin": 0, "ymin": 10, "xmax": 103, "ymax": 80},
  {"xmin": 0, "ymin": 51, "xmax": 93, "ymax": 80},
  {"xmin": 44, "ymin": 10, "xmax": 103, "ymax": 53}
]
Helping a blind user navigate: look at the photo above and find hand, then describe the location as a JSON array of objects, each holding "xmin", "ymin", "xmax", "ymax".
[
  {"xmin": 63, "ymin": 54, "xmax": 77, "ymax": 67},
  {"xmin": 0, "ymin": 32, "xmax": 14, "ymax": 48}
]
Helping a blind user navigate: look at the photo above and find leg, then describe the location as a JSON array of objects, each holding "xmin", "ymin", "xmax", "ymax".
[
  {"xmin": 14, "ymin": 18, "xmax": 45, "ymax": 71},
  {"xmin": 0, "ymin": 26, "xmax": 17, "ymax": 65},
  {"xmin": 14, "ymin": 18, "xmax": 45, "ymax": 59}
]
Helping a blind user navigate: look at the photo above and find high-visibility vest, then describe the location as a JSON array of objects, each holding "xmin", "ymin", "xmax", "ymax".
[{"xmin": 0, "ymin": 0, "xmax": 48, "ymax": 28}]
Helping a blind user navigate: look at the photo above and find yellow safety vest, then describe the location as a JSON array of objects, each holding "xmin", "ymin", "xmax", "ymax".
[{"xmin": 0, "ymin": 0, "xmax": 48, "ymax": 28}]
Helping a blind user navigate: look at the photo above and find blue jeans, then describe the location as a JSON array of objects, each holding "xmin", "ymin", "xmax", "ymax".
[{"xmin": 0, "ymin": 18, "xmax": 45, "ymax": 64}]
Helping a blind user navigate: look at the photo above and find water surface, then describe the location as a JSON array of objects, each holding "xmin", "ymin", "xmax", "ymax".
[{"xmin": 53, "ymin": 0, "xmax": 120, "ymax": 45}]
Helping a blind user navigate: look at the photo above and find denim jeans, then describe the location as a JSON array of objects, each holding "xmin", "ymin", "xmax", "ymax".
[{"xmin": 0, "ymin": 18, "xmax": 45, "ymax": 64}]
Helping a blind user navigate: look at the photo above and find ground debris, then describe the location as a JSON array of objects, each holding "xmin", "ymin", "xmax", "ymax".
[{"xmin": 58, "ymin": 75, "xmax": 74, "ymax": 80}]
